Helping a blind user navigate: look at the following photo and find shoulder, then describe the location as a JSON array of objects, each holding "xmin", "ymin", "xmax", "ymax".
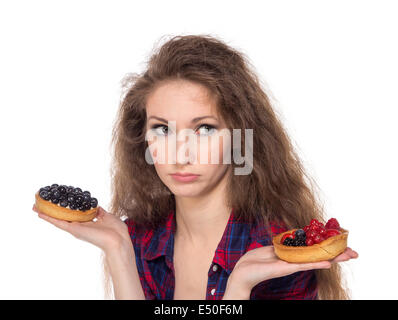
[
  {"xmin": 246, "ymin": 218, "xmax": 288, "ymax": 250},
  {"xmin": 123, "ymin": 217, "xmax": 155, "ymax": 244}
]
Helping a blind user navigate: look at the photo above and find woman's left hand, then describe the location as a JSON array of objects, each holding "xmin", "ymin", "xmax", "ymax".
[{"xmin": 222, "ymin": 246, "xmax": 358, "ymax": 299}]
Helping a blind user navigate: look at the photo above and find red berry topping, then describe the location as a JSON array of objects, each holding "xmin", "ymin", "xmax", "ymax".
[
  {"xmin": 280, "ymin": 233, "xmax": 294, "ymax": 244},
  {"xmin": 313, "ymin": 234, "xmax": 323, "ymax": 244},
  {"xmin": 325, "ymin": 229, "xmax": 341, "ymax": 238},
  {"xmin": 318, "ymin": 226, "xmax": 327, "ymax": 236},
  {"xmin": 306, "ymin": 229, "xmax": 317, "ymax": 239},
  {"xmin": 325, "ymin": 218, "xmax": 340, "ymax": 230},
  {"xmin": 306, "ymin": 238, "xmax": 314, "ymax": 246}
]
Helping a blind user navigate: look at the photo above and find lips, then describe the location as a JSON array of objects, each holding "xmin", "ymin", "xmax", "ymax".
[
  {"xmin": 171, "ymin": 172, "xmax": 199, "ymax": 176},
  {"xmin": 170, "ymin": 173, "xmax": 200, "ymax": 182}
]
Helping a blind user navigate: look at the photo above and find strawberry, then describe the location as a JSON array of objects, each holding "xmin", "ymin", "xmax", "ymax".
[{"xmin": 325, "ymin": 218, "xmax": 340, "ymax": 230}]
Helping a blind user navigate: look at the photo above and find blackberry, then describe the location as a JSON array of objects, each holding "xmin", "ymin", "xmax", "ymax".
[
  {"xmin": 283, "ymin": 238, "xmax": 294, "ymax": 246},
  {"xmin": 294, "ymin": 239, "xmax": 307, "ymax": 246}
]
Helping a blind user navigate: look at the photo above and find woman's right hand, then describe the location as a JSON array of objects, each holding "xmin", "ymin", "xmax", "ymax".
[{"xmin": 32, "ymin": 204, "xmax": 131, "ymax": 253}]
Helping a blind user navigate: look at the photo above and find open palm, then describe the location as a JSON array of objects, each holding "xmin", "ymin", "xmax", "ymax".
[
  {"xmin": 33, "ymin": 204, "xmax": 130, "ymax": 252},
  {"xmin": 230, "ymin": 245, "xmax": 358, "ymax": 292}
]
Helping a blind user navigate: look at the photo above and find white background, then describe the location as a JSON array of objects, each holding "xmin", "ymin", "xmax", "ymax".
[{"xmin": 0, "ymin": 0, "xmax": 397, "ymax": 299}]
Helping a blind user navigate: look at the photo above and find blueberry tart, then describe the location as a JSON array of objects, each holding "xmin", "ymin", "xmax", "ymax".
[{"xmin": 35, "ymin": 184, "xmax": 98, "ymax": 222}]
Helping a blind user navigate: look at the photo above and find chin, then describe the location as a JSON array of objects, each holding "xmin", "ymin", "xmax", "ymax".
[{"xmin": 168, "ymin": 185, "xmax": 203, "ymax": 198}]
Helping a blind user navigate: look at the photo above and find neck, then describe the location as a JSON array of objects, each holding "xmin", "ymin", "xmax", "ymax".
[{"xmin": 174, "ymin": 173, "xmax": 231, "ymax": 248}]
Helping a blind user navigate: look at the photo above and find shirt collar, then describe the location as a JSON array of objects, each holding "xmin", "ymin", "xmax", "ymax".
[{"xmin": 143, "ymin": 208, "xmax": 253, "ymax": 275}]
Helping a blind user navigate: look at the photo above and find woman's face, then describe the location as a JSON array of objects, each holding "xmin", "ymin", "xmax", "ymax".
[{"xmin": 145, "ymin": 79, "xmax": 232, "ymax": 198}]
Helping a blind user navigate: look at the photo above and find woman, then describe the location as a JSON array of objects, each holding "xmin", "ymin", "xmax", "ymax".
[{"xmin": 33, "ymin": 34, "xmax": 358, "ymax": 300}]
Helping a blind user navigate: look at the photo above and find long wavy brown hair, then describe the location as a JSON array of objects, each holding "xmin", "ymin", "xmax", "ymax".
[{"xmin": 102, "ymin": 34, "xmax": 350, "ymax": 300}]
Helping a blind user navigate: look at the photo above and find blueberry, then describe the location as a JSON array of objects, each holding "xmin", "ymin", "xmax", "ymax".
[
  {"xmin": 51, "ymin": 197, "xmax": 60, "ymax": 204},
  {"xmin": 51, "ymin": 184, "xmax": 59, "ymax": 188},
  {"xmin": 39, "ymin": 186, "xmax": 51, "ymax": 193},
  {"xmin": 83, "ymin": 191, "xmax": 91, "ymax": 197},
  {"xmin": 294, "ymin": 229, "xmax": 306, "ymax": 239},
  {"xmin": 58, "ymin": 185, "xmax": 67, "ymax": 194},
  {"xmin": 51, "ymin": 190, "xmax": 61, "ymax": 199},
  {"xmin": 75, "ymin": 195, "xmax": 83, "ymax": 204},
  {"xmin": 82, "ymin": 201, "xmax": 91, "ymax": 210},
  {"xmin": 69, "ymin": 203, "xmax": 77, "ymax": 210},
  {"xmin": 67, "ymin": 186, "xmax": 74, "ymax": 193},
  {"xmin": 83, "ymin": 194, "xmax": 91, "ymax": 202},
  {"xmin": 74, "ymin": 187, "xmax": 82, "ymax": 193},
  {"xmin": 60, "ymin": 200, "xmax": 68, "ymax": 207},
  {"xmin": 39, "ymin": 190, "xmax": 48, "ymax": 199},
  {"xmin": 90, "ymin": 198, "xmax": 98, "ymax": 208},
  {"xmin": 43, "ymin": 192, "xmax": 52, "ymax": 201},
  {"xmin": 67, "ymin": 195, "xmax": 75, "ymax": 203}
]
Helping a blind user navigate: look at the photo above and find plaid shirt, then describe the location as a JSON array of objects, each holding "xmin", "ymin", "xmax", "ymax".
[{"xmin": 124, "ymin": 208, "xmax": 318, "ymax": 300}]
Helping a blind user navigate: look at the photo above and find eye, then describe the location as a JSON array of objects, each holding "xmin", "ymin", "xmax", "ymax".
[
  {"xmin": 150, "ymin": 124, "xmax": 169, "ymax": 136},
  {"xmin": 196, "ymin": 124, "xmax": 217, "ymax": 136},
  {"xmin": 149, "ymin": 123, "xmax": 217, "ymax": 136}
]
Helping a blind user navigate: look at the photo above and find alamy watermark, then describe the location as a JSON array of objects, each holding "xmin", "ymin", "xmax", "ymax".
[{"xmin": 145, "ymin": 121, "xmax": 253, "ymax": 175}]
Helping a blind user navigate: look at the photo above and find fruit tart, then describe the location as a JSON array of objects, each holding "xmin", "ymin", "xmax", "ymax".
[
  {"xmin": 35, "ymin": 184, "xmax": 98, "ymax": 222},
  {"xmin": 272, "ymin": 218, "xmax": 348, "ymax": 263}
]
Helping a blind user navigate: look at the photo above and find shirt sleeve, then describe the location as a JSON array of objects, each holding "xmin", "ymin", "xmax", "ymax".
[{"xmin": 249, "ymin": 269, "xmax": 318, "ymax": 300}]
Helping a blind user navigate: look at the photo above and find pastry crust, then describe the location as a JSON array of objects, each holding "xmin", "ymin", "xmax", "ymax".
[
  {"xmin": 272, "ymin": 228, "xmax": 348, "ymax": 263},
  {"xmin": 35, "ymin": 192, "xmax": 98, "ymax": 222}
]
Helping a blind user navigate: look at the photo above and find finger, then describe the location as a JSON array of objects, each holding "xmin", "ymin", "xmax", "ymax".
[
  {"xmin": 296, "ymin": 260, "xmax": 332, "ymax": 271},
  {"xmin": 37, "ymin": 211, "xmax": 73, "ymax": 232},
  {"xmin": 346, "ymin": 247, "xmax": 359, "ymax": 258},
  {"xmin": 96, "ymin": 206, "xmax": 107, "ymax": 219},
  {"xmin": 330, "ymin": 247, "xmax": 359, "ymax": 263}
]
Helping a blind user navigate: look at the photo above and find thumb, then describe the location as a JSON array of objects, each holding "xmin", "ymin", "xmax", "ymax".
[{"xmin": 95, "ymin": 206, "xmax": 108, "ymax": 220}]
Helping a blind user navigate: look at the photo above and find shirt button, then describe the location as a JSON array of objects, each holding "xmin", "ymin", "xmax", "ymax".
[
  {"xmin": 212, "ymin": 264, "xmax": 218, "ymax": 272},
  {"xmin": 211, "ymin": 288, "xmax": 216, "ymax": 295}
]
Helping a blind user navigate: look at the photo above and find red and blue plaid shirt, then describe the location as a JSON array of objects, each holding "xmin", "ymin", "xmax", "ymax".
[{"xmin": 124, "ymin": 208, "xmax": 318, "ymax": 300}]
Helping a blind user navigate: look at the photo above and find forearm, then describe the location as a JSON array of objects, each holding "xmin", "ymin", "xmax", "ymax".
[{"xmin": 104, "ymin": 240, "xmax": 146, "ymax": 300}]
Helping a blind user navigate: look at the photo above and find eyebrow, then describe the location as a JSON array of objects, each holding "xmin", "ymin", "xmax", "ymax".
[{"xmin": 147, "ymin": 115, "xmax": 218, "ymax": 123}]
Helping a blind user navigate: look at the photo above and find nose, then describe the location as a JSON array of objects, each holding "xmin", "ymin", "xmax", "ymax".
[{"xmin": 175, "ymin": 130, "xmax": 197, "ymax": 165}]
